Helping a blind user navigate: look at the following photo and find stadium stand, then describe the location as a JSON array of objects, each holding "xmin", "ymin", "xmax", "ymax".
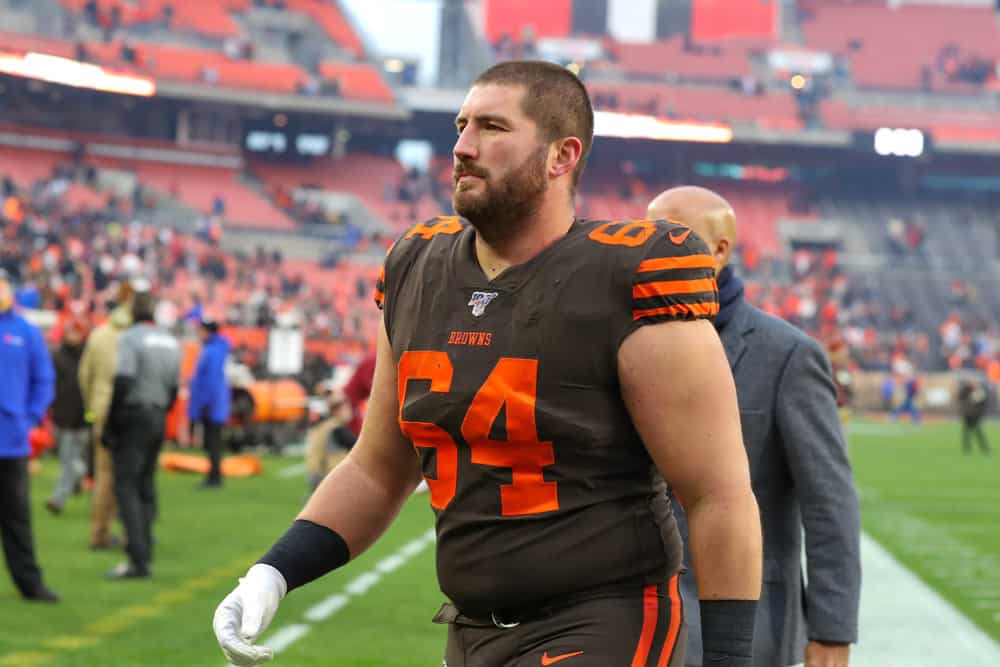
[
  {"xmin": 251, "ymin": 154, "xmax": 446, "ymax": 230},
  {"xmin": 0, "ymin": 153, "xmax": 380, "ymax": 360},
  {"xmin": 317, "ymin": 61, "xmax": 395, "ymax": 103},
  {"xmin": 588, "ymin": 80, "xmax": 802, "ymax": 130},
  {"xmin": 284, "ymin": 0, "xmax": 365, "ymax": 57},
  {"xmin": 0, "ymin": 0, "xmax": 997, "ymax": 390},
  {"xmin": 604, "ymin": 35, "xmax": 757, "ymax": 82},
  {"xmin": 799, "ymin": 0, "xmax": 1000, "ymax": 90},
  {"xmin": 820, "ymin": 100, "xmax": 1000, "ymax": 143},
  {"xmin": 60, "ymin": 0, "xmax": 248, "ymax": 39},
  {"xmin": 2, "ymin": 0, "xmax": 390, "ymax": 103},
  {"xmin": 82, "ymin": 39, "xmax": 312, "ymax": 94}
]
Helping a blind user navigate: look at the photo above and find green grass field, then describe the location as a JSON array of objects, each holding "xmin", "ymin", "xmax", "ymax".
[
  {"xmin": 2, "ymin": 418, "xmax": 999, "ymax": 666},
  {"xmin": 1, "ymin": 455, "xmax": 443, "ymax": 666},
  {"xmin": 846, "ymin": 417, "xmax": 1000, "ymax": 645}
]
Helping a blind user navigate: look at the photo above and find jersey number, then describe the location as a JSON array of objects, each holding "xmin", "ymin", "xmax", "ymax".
[
  {"xmin": 588, "ymin": 220, "xmax": 658, "ymax": 247},
  {"xmin": 397, "ymin": 352, "xmax": 558, "ymax": 517}
]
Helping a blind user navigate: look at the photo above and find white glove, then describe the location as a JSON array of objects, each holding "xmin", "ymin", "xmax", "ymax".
[{"xmin": 213, "ymin": 563, "xmax": 288, "ymax": 666}]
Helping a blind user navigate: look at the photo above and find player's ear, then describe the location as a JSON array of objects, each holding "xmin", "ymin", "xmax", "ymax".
[
  {"xmin": 713, "ymin": 236, "xmax": 732, "ymax": 273},
  {"xmin": 549, "ymin": 136, "xmax": 583, "ymax": 181}
]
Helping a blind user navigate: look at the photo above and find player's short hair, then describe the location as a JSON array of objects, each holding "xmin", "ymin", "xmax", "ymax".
[
  {"xmin": 131, "ymin": 291, "xmax": 156, "ymax": 323},
  {"xmin": 473, "ymin": 60, "xmax": 594, "ymax": 188}
]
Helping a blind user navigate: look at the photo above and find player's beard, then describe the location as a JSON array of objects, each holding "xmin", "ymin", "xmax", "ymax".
[{"xmin": 452, "ymin": 144, "xmax": 548, "ymax": 245}]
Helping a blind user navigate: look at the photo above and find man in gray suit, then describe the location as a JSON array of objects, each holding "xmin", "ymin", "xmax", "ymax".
[{"xmin": 648, "ymin": 187, "xmax": 861, "ymax": 667}]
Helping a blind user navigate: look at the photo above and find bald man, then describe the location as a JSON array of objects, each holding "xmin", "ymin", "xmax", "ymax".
[{"xmin": 647, "ymin": 187, "xmax": 860, "ymax": 667}]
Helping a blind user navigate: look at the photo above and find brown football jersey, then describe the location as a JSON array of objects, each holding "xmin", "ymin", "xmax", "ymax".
[{"xmin": 375, "ymin": 216, "xmax": 719, "ymax": 616}]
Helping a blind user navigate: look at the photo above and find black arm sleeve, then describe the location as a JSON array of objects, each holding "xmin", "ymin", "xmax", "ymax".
[
  {"xmin": 258, "ymin": 519, "xmax": 351, "ymax": 592},
  {"xmin": 701, "ymin": 599, "xmax": 757, "ymax": 666}
]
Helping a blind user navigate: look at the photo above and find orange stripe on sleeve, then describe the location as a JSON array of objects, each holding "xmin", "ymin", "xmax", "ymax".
[
  {"xmin": 655, "ymin": 575, "xmax": 684, "ymax": 667},
  {"xmin": 637, "ymin": 255, "xmax": 715, "ymax": 273},
  {"xmin": 630, "ymin": 585, "xmax": 660, "ymax": 667},
  {"xmin": 632, "ymin": 302, "xmax": 719, "ymax": 321},
  {"xmin": 374, "ymin": 288, "xmax": 384, "ymax": 305},
  {"xmin": 633, "ymin": 278, "xmax": 717, "ymax": 300}
]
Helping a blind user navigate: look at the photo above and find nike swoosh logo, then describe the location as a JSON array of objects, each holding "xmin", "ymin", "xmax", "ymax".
[
  {"xmin": 668, "ymin": 228, "xmax": 691, "ymax": 245},
  {"xmin": 541, "ymin": 651, "xmax": 584, "ymax": 665}
]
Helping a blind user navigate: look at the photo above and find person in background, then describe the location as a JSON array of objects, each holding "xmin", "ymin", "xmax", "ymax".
[
  {"xmin": 187, "ymin": 317, "xmax": 231, "ymax": 488},
  {"xmin": 304, "ymin": 383, "xmax": 355, "ymax": 491},
  {"xmin": 79, "ymin": 279, "xmax": 133, "ymax": 550},
  {"xmin": 647, "ymin": 186, "xmax": 860, "ymax": 667},
  {"xmin": 342, "ymin": 349, "xmax": 375, "ymax": 437},
  {"xmin": 892, "ymin": 371, "xmax": 922, "ymax": 425},
  {"xmin": 103, "ymin": 284, "xmax": 181, "ymax": 579},
  {"xmin": 0, "ymin": 269, "xmax": 58, "ymax": 602},
  {"xmin": 45, "ymin": 318, "xmax": 90, "ymax": 515},
  {"xmin": 880, "ymin": 375, "xmax": 895, "ymax": 413},
  {"xmin": 957, "ymin": 373, "xmax": 991, "ymax": 455}
]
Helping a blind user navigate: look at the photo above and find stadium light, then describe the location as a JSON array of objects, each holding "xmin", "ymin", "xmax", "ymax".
[
  {"xmin": 593, "ymin": 110, "xmax": 733, "ymax": 143},
  {"xmin": 874, "ymin": 127, "xmax": 924, "ymax": 158},
  {"xmin": 0, "ymin": 51, "xmax": 155, "ymax": 97}
]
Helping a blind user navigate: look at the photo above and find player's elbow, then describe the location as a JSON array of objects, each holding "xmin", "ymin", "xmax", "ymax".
[{"xmin": 684, "ymin": 479, "xmax": 758, "ymax": 520}]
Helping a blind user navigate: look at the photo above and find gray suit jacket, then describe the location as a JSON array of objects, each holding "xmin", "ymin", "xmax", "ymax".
[{"xmin": 677, "ymin": 299, "xmax": 861, "ymax": 667}]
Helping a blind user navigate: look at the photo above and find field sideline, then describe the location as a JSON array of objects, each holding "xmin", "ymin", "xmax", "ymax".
[{"xmin": 0, "ymin": 418, "xmax": 997, "ymax": 666}]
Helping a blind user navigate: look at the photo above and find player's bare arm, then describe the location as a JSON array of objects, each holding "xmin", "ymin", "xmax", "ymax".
[
  {"xmin": 298, "ymin": 318, "xmax": 423, "ymax": 555},
  {"xmin": 213, "ymin": 319, "xmax": 420, "ymax": 666},
  {"xmin": 619, "ymin": 318, "xmax": 761, "ymax": 597},
  {"xmin": 619, "ymin": 317, "xmax": 762, "ymax": 664}
]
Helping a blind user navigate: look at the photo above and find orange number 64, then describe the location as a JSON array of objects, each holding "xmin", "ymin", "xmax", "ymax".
[
  {"xmin": 397, "ymin": 352, "xmax": 558, "ymax": 517},
  {"xmin": 588, "ymin": 220, "xmax": 658, "ymax": 247}
]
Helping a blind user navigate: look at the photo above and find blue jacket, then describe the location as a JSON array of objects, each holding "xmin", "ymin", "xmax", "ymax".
[
  {"xmin": 0, "ymin": 310, "xmax": 55, "ymax": 458},
  {"xmin": 188, "ymin": 333, "xmax": 231, "ymax": 424}
]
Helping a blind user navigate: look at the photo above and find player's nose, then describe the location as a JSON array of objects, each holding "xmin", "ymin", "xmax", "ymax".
[{"xmin": 453, "ymin": 125, "xmax": 478, "ymax": 162}]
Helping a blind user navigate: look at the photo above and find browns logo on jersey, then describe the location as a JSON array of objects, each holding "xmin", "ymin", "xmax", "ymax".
[{"xmin": 376, "ymin": 216, "xmax": 718, "ymax": 615}]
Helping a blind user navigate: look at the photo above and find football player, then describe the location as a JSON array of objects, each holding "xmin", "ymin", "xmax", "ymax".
[{"xmin": 214, "ymin": 61, "xmax": 761, "ymax": 667}]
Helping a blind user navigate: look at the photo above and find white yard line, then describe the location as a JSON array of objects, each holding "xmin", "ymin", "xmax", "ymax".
[
  {"xmin": 261, "ymin": 624, "xmax": 310, "ymax": 653},
  {"xmin": 276, "ymin": 462, "xmax": 306, "ymax": 479},
  {"xmin": 235, "ymin": 525, "xmax": 1000, "ymax": 666},
  {"xmin": 303, "ymin": 594, "xmax": 349, "ymax": 623},
  {"xmin": 854, "ymin": 533, "xmax": 1000, "ymax": 667},
  {"xmin": 228, "ymin": 527, "xmax": 436, "ymax": 666}
]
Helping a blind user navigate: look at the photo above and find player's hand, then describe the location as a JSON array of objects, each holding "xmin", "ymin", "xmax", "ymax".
[
  {"xmin": 213, "ymin": 564, "xmax": 287, "ymax": 666},
  {"xmin": 805, "ymin": 640, "xmax": 849, "ymax": 667}
]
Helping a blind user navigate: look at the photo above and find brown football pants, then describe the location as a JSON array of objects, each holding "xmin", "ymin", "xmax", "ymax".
[
  {"xmin": 439, "ymin": 577, "xmax": 685, "ymax": 667},
  {"xmin": 89, "ymin": 422, "xmax": 117, "ymax": 546}
]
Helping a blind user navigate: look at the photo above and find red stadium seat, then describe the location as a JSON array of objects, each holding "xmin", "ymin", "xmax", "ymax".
[
  {"xmin": 820, "ymin": 100, "xmax": 1000, "ymax": 142},
  {"xmin": 104, "ymin": 160, "xmax": 298, "ymax": 230},
  {"xmin": 318, "ymin": 62, "xmax": 395, "ymax": 103},
  {"xmin": 587, "ymin": 81, "xmax": 801, "ymax": 129},
  {"xmin": 285, "ymin": 0, "xmax": 364, "ymax": 58},
  {"xmin": 60, "ymin": 0, "xmax": 246, "ymax": 38},
  {"xmin": 85, "ymin": 40, "xmax": 310, "ymax": 94},
  {"xmin": 801, "ymin": 1, "xmax": 1000, "ymax": 90},
  {"xmin": 0, "ymin": 31, "xmax": 75, "ymax": 58},
  {"xmin": 0, "ymin": 146, "xmax": 67, "ymax": 187},
  {"xmin": 607, "ymin": 35, "xmax": 757, "ymax": 81}
]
